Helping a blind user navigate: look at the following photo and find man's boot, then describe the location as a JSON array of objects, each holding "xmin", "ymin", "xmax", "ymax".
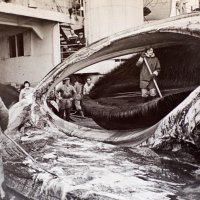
[{"xmin": 79, "ymin": 110, "xmax": 84, "ymax": 117}]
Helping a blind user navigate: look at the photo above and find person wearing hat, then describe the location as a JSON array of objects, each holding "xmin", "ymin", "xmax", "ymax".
[
  {"xmin": 136, "ymin": 47, "xmax": 161, "ymax": 100},
  {"xmin": 77, "ymin": 32, "xmax": 86, "ymax": 46},
  {"xmin": 56, "ymin": 77, "xmax": 76, "ymax": 121}
]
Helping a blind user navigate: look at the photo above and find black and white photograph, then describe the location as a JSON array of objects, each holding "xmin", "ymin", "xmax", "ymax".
[{"xmin": 0, "ymin": 0, "xmax": 200, "ymax": 199}]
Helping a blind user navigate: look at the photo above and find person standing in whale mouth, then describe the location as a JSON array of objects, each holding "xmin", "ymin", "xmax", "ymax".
[{"xmin": 136, "ymin": 47, "xmax": 161, "ymax": 100}]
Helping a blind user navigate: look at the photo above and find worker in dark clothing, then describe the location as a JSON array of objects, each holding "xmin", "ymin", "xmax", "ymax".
[
  {"xmin": 76, "ymin": 32, "xmax": 86, "ymax": 46},
  {"xmin": 56, "ymin": 78, "xmax": 76, "ymax": 121},
  {"xmin": 136, "ymin": 47, "xmax": 161, "ymax": 100}
]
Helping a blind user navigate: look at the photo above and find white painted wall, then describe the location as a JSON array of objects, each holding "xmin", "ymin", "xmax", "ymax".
[
  {"xmin": 0, "ymin": 0, "xmax": 83, "ymax": 85},
  {"xmin": 52, "ymin": 23, "xmax": 61, "ymax": 68},
  {"xmin": 84, "ymin": 0, "xmax": 143, "ymax": 44},
  {"xmin": 0, "ymin": 21, "xmax": 60, "ymax": 85}
]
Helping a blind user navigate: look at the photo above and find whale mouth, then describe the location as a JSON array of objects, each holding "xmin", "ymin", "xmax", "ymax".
[
  {"xmin": 82, "ymin": 88, "xmax": 194, "ymax": 130},
  {"xmin": 5, "ymin": 14, "xmax": 200, "ymax": 200},
  {"xmin": 81, "ymin": 41, "xmax": 200, "ymax": 130},
  {"xmin": 36, "ymin": 13, "xmax": 200, "ymax": 138}
]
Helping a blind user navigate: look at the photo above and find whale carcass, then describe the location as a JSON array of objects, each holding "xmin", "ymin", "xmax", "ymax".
[{"xmin": 2, "ymin": 13, "xmax": 200, "ymax": 199}]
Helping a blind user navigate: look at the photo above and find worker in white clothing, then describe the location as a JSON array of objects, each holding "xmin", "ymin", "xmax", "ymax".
[{"xmin": 83, "ymin": 78, "xmax": 94, "ymax": 95}]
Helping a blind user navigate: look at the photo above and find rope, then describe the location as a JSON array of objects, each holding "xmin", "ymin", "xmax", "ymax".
[{"xmin": 2, "ymin": 131, "xmax": 58, "ymax": 178}]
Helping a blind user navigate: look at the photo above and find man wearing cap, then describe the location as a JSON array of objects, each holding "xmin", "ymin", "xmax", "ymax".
[{"xmin": 56, "ymin": 78, "xmax": 76, "ymax": 121}]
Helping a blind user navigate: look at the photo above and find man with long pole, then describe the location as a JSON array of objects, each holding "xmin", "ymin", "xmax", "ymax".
[{"xmin": 136, "ymin": 47, "xmax": 162, "ymax": 100}]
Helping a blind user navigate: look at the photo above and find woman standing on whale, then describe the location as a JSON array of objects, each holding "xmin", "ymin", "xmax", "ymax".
[{"xmin": 19, "ymin": 81, "xmax": 34, "ymax": 102}]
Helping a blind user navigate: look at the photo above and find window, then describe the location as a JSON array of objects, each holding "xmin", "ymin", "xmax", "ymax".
[
  {"xmin": 9, "ymin": 36, "xmax": 16, "ymax": 58},
  {"xmin": 17, "ymin": 33, "xmax": 24, "ymax": 57},
  {"xmin": 77, "ymin": 0, "xmax": 84, "ymax": 17},
  {"xmin": 9, "ymin": 33, "xmax": 24, "ymax": 58},
  {"xmin": 79, "ymin": 0, "xmax": 84, "ymax": 17}
]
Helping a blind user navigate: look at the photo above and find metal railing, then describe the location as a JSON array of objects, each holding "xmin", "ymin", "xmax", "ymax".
[{"xmin": 60, "ymin": 43, "xmax": 86, "ymax": 61}]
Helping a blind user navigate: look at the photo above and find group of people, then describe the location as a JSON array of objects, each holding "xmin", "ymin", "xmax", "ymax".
[
  {"xmin": 53, "ymin": 46, "xmax": 161, "ymax": 121},
  {"xmin": 176, "ymin": 0, "xmax": 187, "ymax": 15},
  {"xmin": 67, "ymin": 29, "xmax": 86, "ymax": 46},
  {"xmin": 62, "ymin": 29, "xmax": 86, "ymax": 58},
  {"xmin": 18, "ymin": 47, "xmax": 161, "ymax": 122},
  {"xmin": 0, "ymin": 47, "xmax": 160, "ymax": 198},
  {"xmin": 47, "ymin": 77, "xmax": 94, "ymax": 121},
  {"xmin": 17, "ymin": 77, "xmax": 94, "ymax": 122}
]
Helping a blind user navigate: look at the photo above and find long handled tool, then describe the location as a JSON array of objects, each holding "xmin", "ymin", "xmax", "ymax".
[
  {"xmin": 143, "ymin": 57, "xmax": 163, "ymax": 98},
  {"xmin": 2, "ymin": 131, "xmax": 58, "ymax": 178}
]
